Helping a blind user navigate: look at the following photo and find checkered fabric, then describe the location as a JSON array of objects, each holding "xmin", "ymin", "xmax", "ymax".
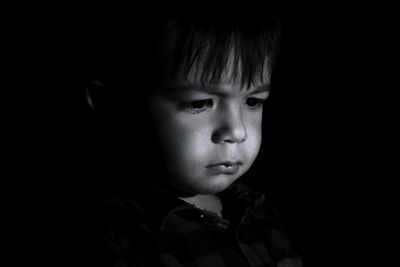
[{"xmin": 82, "ymin": 182, "xmax": 302, "ymax": 267}]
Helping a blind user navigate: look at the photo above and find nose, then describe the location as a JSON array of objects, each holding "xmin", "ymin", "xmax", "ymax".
[{"xmin": 212, "ymin": 105, "xmax": 247, "ymax": 144}]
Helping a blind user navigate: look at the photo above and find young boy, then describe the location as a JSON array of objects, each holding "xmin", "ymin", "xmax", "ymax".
[{"xmin": 81, "ymin": 7, "xmax": 302, "ymax": 267}]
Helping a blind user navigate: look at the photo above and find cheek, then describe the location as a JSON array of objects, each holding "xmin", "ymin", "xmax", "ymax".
[
  {"xmin": 244, "ymin": 115, "xmax": 263, "ymax": 160},
  {"xmin": 155, "ymin": 113, "xmax": 211, "ymax": 166}
]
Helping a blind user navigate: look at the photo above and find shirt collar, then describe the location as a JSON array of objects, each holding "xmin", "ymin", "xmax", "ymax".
[{"xmin": 123, "ymin": 181, "xmax": 265, "ymax": 232}]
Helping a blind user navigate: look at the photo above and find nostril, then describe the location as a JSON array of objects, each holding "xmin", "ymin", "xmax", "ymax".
[
  {"xmin": 211, "ymin": 107, "xmax": 247, "ymax": 144},
  {"xmin": 212, "ymin": 125, "xmax": 247, "ymax": 144}
]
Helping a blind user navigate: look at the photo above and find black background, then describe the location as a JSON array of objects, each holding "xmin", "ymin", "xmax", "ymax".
[{"xmin": 4, "ymin": 3, "xmax": 395, "ymax": 266}]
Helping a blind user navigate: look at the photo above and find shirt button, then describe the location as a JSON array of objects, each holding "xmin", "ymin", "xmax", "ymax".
[{"xmin": 200, "ymin": 214, "xmax": 204, "ymax": 218}]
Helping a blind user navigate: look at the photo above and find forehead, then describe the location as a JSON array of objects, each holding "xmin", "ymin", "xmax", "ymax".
[
  {"xmin": 160, "ymin": 60, "xmax": 271, "ymax": 96},
  {"xmin": 163, "ymin": 80, "xmax": 271, "ymax": 98}
]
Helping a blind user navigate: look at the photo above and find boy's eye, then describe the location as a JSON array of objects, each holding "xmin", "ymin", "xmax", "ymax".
[
  {"xmin": 178, "ymin": 99, "xmax": 213, "ymax": 114},
  {"xmin": 246, "ymin": 97, "xmax": 265, "ymax": 110}
]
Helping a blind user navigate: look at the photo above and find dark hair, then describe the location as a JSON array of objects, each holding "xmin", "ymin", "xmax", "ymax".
[
  {"xmin": 82, "ymin": 7, "xmax": 281, "ymax": 106},
  {"xmin": 168, "ymin": 13, "xmax": 280, "ymax": 89}
]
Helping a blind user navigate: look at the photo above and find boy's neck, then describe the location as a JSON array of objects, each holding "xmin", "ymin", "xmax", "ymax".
[{"xmin": 179, "ymin": 194, "xmax": 223, "ymax": 218}]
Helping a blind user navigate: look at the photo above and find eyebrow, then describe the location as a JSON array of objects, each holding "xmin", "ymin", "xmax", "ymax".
[
  {"xmin": 251, "ymin": 84, "xmax": 271, "ymax": 94},
  {"xmin": 166, "ymin": 82, "xmax": 270, "ymax": 96}
]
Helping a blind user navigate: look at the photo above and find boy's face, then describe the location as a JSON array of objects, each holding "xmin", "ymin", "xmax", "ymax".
[{"xmin": 149, "ymin": 28, "xmax": 270, "ymax": 195}]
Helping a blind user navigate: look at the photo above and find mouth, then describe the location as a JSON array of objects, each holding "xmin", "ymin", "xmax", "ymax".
[
  {"xmin": 206, "ymin": 161, "xmax": 242, "ymax": 175},
  {"xmin": 208, "ymin": 161, "xmax": 242, "ymax": 167}
]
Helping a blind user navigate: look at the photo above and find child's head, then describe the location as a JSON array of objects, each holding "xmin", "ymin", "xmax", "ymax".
[{"xmin": 85, "ymin": 8, "xmax": 280, "ymax": 196}]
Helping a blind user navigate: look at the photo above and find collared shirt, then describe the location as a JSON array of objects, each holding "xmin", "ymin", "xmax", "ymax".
[{"xmin": 82, "ymin": 182, "xmax": 302, "ymax": 267}]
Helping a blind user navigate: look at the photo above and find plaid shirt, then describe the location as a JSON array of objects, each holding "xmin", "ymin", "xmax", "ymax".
[{"xmin": 83, "ymin": 182, "xmax": 302, "ymax": 267}]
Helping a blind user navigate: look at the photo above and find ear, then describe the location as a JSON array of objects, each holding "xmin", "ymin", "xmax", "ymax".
[{"xmin": 85, "ymin": 79, "xmax": 105, "ymax": 110}]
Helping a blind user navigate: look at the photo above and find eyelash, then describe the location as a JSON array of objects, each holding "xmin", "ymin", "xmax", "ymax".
[
  {"xmin": 178, "ymin": 97, "xmax": 265, "ymax": 114},
  {"xmin": 178, "ymin": 99, "xmax": 213, "ymax": 114},
  {"xmin": 246, "ymin": 97, "xmax": 265, "ymax": 110}
]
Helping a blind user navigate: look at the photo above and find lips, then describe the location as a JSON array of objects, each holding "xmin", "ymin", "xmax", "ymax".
[{"xmin": 206, "ymin": 161, "xmax": 242, "ymax": 175}]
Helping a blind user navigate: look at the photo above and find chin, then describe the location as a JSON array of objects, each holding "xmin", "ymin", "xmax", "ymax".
[
  {"xmin": 194, "ymin": 175, "xmax": 238, "ymax": 195},
  {"xmin": 196, "ymin": 187, "xmax": 226, "ymax": 195}
]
